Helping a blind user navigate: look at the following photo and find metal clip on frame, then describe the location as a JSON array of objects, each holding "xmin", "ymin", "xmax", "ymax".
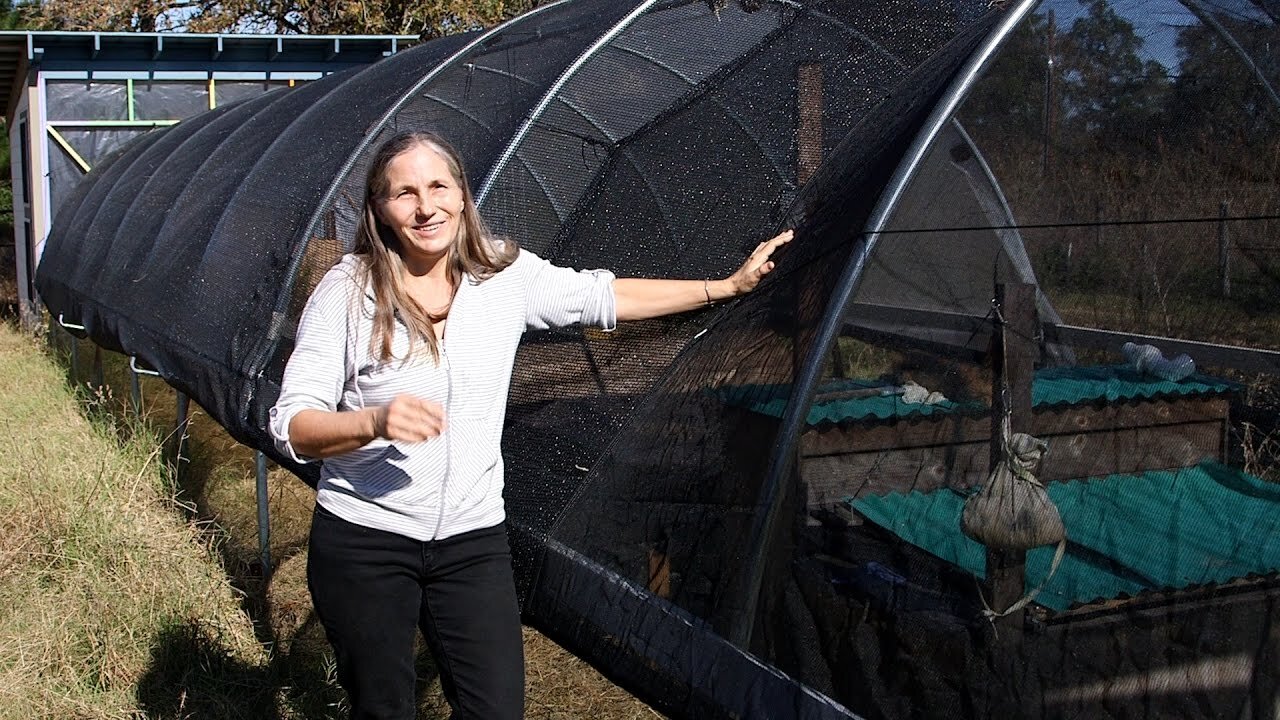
[
  {"xmin": 56, "ymin": 314, "xmax": 87, "ymax": 385},
  {"xmin": 56, "ymin": 313, "xmax": 86, "ymax": 332},
  {"xmin": 129, "ymin": 356, "xmax": 161, "ymax": 376},
  {"xmin": 128, "ymin": 356, "xmax": 160, "ymax": 415}
]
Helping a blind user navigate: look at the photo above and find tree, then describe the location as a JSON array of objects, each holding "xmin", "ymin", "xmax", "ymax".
[
  {"xmin": 29, "ymin": 0, "xmax": 539, "ymax": 37},
  {"xmin": 0, "ymin": 0, "xmax": 26, "ymax": 29},
  {"xmin": 1163, "ymin": 8, "xmax": 1280, "ymax": 156},
  {"xmin": 958, "ymin": 9, "xmax": 1052, "ymax": 143},
  {"xmin": 1055, "ymin": 0, "xmax": 1170, "ymax": 155}
]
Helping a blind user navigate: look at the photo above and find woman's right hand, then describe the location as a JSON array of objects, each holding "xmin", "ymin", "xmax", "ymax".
[{"xmin": 374, "ymin": 394, "xmax": 448, "ymax": 442}]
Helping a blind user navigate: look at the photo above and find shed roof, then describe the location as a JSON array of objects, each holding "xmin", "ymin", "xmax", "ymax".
[{"xmin": 0, "ymin": 30, "xmax": 416, "ymax": 123}]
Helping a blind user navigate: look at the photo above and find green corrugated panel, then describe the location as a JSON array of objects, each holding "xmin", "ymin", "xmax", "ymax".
[
  {"xmin": 848, "ymin": 461, "xmax": 1280, "ymax": 612},
  {"xmin": 718, "ymin": 379, "xmax": 980, "ymax": 425},
  {"xmin": 719, "ymin": 366, "xmax": 1237, "ymax": 426},
  {"xmin": 1032, "ymin": 364, "xmax": 1238, "ymax": 407}
]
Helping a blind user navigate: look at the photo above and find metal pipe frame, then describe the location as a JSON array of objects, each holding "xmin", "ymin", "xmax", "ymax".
[
  {"xmin": 255, "ymin": 0, "xmax": 574, "ymax": 384},
  {"xmin": 255, "ymin": 451, "xmax": 271, "ymax": 575},
  {"xmin": 732, "ymin": 0, "xmax": 1042, "ymax": 650},
  {"xmin": 476, "ymin": 0, "xmax": 658, "ymax": 204}
]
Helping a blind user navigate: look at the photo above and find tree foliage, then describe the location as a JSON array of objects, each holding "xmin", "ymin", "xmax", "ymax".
[
  {"xmin": 1168, "ymin": 10, "xmax": 1280, "ymax": 152},
  {"xmin": 1055, "ymin": 0, "xmax": 1170, "ymax": 154},
  {"xmin": 958, "ymin": 9, "xmax": 1051, "ymax": 139},
  {"xmin": 28, "ymin": 0, "xmax": 539, "ymax": 37},
  {"xmin": 0, "ymin": 0, "xmax": 25, "ymax": 29},
  {"xmin": 963, "ymin": 0, "xmax": 1280, "ymax": 163}
]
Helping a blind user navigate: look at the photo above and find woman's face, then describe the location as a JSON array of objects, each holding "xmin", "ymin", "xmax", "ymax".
[{"xmin": 375, "ymin": 144, "xmax": 465, "ymax": 271}]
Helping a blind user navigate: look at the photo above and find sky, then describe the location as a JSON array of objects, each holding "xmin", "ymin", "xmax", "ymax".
[{"xmin": 1033, "ymin": 0, "xmax": 1274, "ymax": 70}]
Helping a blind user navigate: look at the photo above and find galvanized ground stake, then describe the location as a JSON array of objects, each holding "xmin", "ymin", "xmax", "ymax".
[{"xmin": 255, "ymin": 451, "xmax": 271, "ymax": 575}]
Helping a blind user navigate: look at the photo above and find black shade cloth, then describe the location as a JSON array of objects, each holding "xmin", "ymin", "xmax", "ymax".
[{"xmin": 37, "ymin": 0, "xmax": 1280, "ymax": 717}]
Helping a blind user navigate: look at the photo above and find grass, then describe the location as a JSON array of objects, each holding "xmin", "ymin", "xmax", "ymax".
[
  {"xmin": 0, "ymin": 321, "xmax": 269, "ymax": 719},
  {"xmin": 17, "ymin": 321, "xmax": 656, "ymax": 719},
  {"xmin": 1049, "ymin": 288, "xmax": 1280, "ymax": 351}
]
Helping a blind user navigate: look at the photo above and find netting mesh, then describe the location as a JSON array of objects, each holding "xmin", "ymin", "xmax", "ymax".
[{"xmin": 36, "ymin": 0, "xmax": 1280, "ymax": 718}]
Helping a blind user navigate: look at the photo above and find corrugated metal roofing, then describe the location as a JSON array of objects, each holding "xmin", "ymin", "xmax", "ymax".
[
  {"xmin": 1032, "ymin": 364, "xmax": 1239, "ymax": 407},
  {"xmin": 720, "ymin": 364, "xmax": 1238, "ymax": 426},
  {"xmin": 849, "ymin": 461, "xmax": 1280, "ymax": 612},
  {"xmin": 719, "ymin": 379, "xmax": 978, "ymax": 425}
]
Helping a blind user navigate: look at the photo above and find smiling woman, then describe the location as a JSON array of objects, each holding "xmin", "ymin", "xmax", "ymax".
[
  {"xmin": 376, "ymin": 149, "xmax": 465, "ymax": 272},
  {"xmin": 268, "ymin": 130, "xmax": 790, "ymax": 720}
]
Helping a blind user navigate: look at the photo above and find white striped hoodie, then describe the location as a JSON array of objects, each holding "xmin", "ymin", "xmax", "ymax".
[{"xmin": 269, "ymin": 250, "xmax": 616, "ymax": 541}]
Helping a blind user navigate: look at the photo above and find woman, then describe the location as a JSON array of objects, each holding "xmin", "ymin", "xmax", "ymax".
[{"xmin": 269, "ymin": 131, "xmax": 791, "ymax": 720}]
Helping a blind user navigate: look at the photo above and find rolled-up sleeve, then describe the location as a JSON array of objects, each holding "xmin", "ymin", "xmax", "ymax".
[
  {"xmin": 268, "ymin": 278, "xmax": 350, "ymax": 464},
  {"xmin": 522, "ymin": 251, "xmax": 617, "ymax": 331}
]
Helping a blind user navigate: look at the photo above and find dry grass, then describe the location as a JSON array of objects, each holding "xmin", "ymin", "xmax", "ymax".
[
  {"xmin": 0, "ymin": 321, "xmax": 269, "ymax": 719},
  {"xmin": 44, "ymin": 324, "xmax": 656, "ymax": 718},
  {"xmin": 0, "ymin": 273, "xmax": 14, "ymax": 309},
  {"xmin": 1051, "ymin": 289, "xmax": 1280, "ymax": 352},
  {"xmin": 1241, "ymin": 421, "xmax": 1280, "ymax": 483}
]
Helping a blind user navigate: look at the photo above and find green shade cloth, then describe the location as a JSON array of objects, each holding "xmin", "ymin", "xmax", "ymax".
[
  {"xmin": 719, "ymin": 365, "xmax": 1237, "ymax": 426},
  {"xmin": 848, "ymin": 461, "xmax": 1280, "ymax": 612}
]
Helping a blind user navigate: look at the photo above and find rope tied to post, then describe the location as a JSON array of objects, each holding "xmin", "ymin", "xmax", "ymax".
[
  {"xmin": 961, "ymin": 298, "xmax": 1067, "ymax": 619},
  {"xmin": 962, "ymin": 411, "xmax": 1067, "ymax": 618}
]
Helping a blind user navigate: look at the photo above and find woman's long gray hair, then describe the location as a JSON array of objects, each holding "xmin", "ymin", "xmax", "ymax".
[{"xmin": 354, "ymin": 131, "xmax": 518, "ymax": 363}]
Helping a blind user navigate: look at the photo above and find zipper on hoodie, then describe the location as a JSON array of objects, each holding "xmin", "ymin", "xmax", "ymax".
[{"xmin": 432, "ymin": 342, "xmax": 453, "ymax": 540}]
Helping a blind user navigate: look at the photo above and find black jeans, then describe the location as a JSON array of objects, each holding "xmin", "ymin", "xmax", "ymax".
[{"xmin": 307, "ymin": 504, "xmax": 525, "ymax": 720}]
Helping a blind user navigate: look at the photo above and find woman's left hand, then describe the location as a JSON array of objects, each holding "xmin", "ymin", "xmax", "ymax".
[
  {"xmin": 724, "ymin": 229, "xmax": 793, "ymax": 296},
  {"xmin": 612, "ymin": 229, "xmax": 794, "ymax": 321}
]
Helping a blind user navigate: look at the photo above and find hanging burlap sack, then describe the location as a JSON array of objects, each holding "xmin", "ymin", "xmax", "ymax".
[{"xmin": 961, "ymin": 431, "xmax": 1064, "ymax": 550}]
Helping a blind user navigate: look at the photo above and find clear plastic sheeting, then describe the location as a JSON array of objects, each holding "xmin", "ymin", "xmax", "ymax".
[
  {"xmin": 132, "ymin": 81, "xmax": 210, "ymax": 120},
  {"xmin": 45, "ymin": 80, "xmax": 129, "ymax": 120},
  {"xmin": 47, "ymin": 128, "xmax": 150, "ymax": 220},
  {"xmin": 36, "ymin": 1, "xmax": 1280, "ymax": 718}
]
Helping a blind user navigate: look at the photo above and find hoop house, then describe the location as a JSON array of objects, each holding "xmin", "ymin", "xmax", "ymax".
[{"xmin": 37, "ymin": 0, "xmax": 1280, "ymax": 717}]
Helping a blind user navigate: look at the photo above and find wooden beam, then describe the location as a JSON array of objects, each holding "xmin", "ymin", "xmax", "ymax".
[
  {"xmin": 801, "ymin": 397, "xmax": 1230, "ymax": 457},
  {"xmin": 992, "ymin": 284, "xmax": 1037, "ymax": 464},
  {"xmin": 1045, "ymin": 323, "xmax": 1280, "ymax": 375},
  {"xmin": 796, "ymin": 64, "xmax": 823, "ymax": 185},
  {"xmin": 844, "ymin": 302, "xmax": 1280, "ymax": 375},
  {"xmin": 988, "ymin": 282, "xmax": 1038, "ymax": 629}
]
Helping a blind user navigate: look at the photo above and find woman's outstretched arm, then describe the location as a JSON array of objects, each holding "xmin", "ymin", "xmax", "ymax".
[{"xmin": 613, "ymin": 229, "xmax": 792, "ymax": 322}]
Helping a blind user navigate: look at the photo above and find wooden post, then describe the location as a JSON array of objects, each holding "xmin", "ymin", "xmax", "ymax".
[
  {"xmin": 988, "ymin": 283, "xmax": 1037, "ymax": 629},
  {"xmin": 731, "ymin": 61, "xmax": 827, "ymax": 649},
  {"xmin": 1219, "ymin": 200, "xmax": 1231, "ymax": 299},
  {"xmin": 795, "ymin": 63, "xmax": 825, "ymax": 379},
  {"xmin": 797, "ymin": 64, "xmax": 823, "ymax": 186},
  {"xmin": 646, "ymin": 547, "xmax": 671, "ymax": 600},
  {"xmin": 1248, "ymin": 596, "xmax": 1280, "ymax": 719},
  {"xmin": 982, "ymin": 283, "xmax": 1040, "ymax": 717},
  {"xmin": 1041, "ymin": 8, "xmax": 1056, "ymax": 180}
]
